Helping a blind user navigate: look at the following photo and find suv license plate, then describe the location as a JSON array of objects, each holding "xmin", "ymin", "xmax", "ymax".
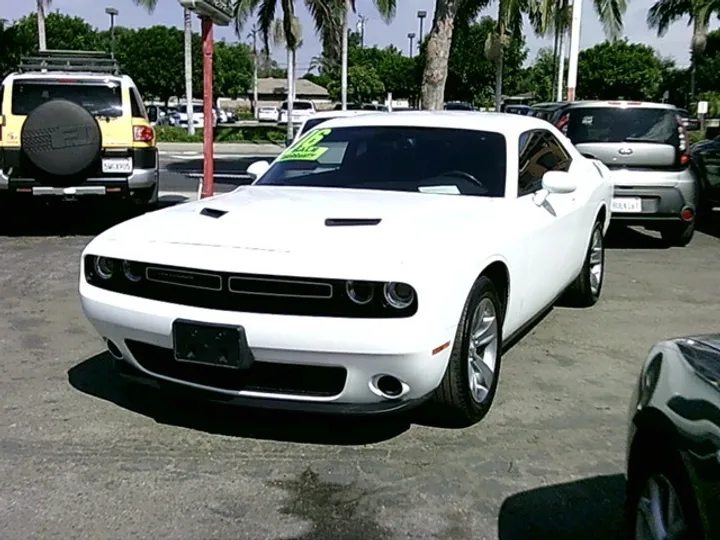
[
  {"xmin": 102, "ymin": 158, "xmax": 133, "ymax": 174},
  {"xmin": 611, "ymin": 197, "xmax": 642, "ymax": 213}
]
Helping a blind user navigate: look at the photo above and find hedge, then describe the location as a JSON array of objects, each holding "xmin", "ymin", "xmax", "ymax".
[{"xmin": 155, "ymin": 125, "xmax": 286, "ymax": 144}]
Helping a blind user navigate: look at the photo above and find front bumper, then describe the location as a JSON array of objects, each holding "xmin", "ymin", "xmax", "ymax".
[{"xmin": 80, "ymin": 282, "xmax": 454, "ymax": 414}]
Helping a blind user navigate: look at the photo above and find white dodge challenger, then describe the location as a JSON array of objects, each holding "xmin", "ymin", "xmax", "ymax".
[{"xmin": 79, "ymin": 112, "xmax": 612, "ymax": 427}]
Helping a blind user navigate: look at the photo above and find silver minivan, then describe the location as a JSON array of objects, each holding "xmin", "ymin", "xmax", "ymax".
[{"xmin": 556, "ymin": 101, "xmax": 697, "ymax": 246}]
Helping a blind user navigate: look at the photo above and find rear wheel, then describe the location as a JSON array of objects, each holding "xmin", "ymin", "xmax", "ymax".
[
  {"xmin": 660, "ymin": 221, "xmax": 694, "ymax": 247},
  {"xmin": 430, "ymin": 276, "xmax": 503, "ymax": 428},
  {"xmin": 561, "ymin": 219, "xmax": 605, "ymax": 308}
]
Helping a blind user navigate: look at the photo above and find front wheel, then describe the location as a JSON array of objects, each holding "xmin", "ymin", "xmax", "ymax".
[{"xmin": 429, "ymin": 276, "xmax": 503, "ymax": 428}]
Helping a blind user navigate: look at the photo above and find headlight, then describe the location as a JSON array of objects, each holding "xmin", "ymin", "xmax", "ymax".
[
  {"xmin": 345, "ymin": 281, "xmax": 374, "ymax": 305},
  {"xmin": 122, "ymin": 260, "xmax": 144, "ymax": 282},
  {"xmin": 93, "ymin": 257, "xmax": 116, "ymax": 280},
  {"xmin": 383, "ymin": 282, "xmax": 415, "ymax": 309}
]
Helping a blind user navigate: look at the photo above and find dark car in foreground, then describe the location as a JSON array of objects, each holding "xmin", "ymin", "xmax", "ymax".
[
  {"xmin": 626, "ymin": 335, "xmax": 720, "ymax": 540},
  {"xmin": 690, "ymin": 135, "xmax": 720, "ymax": 215}
]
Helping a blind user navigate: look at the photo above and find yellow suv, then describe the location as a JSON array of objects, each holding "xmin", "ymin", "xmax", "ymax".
[{"xmin": 0, "ymin": 50, "xmax": 158, "ymax": 211}]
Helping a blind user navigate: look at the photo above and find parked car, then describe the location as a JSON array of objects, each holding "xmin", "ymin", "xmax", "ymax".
[
  {"xmin": 0, "ymin": 50, "xmax": 158, "ymax": 212},
  {"xmin": 257, "ymin": 105, "xmax": 278, "ymax": 122},
  {"xmin": 444, "ymin": 101, "xmax": 475, "ymax": 111},
  {"xmin": 552, "ymin": 101, "xmax": 697, "ymax": 246},
  {"xmin": 677, "ymin": 108, "xmax": 701, "ymax": 132},
  {"xmin": 625, "ymin": 334, "xmax": 720, "ymax": 540},
  {"xmin": 528, "ymin": 101, "xmax": 568, "ymax": 120},
  {"xmin": 79, "ymin": 112, "xmax": 611, "ymax": 427},
  {"xmin": 287, "ymin": 110, "xmax": 379, "ymax": 147},
  {"xmin": 278, "ymin": 99, "xmax": 316, "ymax": 125},
  {"xmin": 171, "ymin": 103, "xmax": 217, "ymax": 129},
  {"xmin": 333, "ymin": 103, "xmax": 365, "ymax": 111},
  {"xmin": 690, "ymin": 135, "xmax": 720, "ymax": 215},
  {"xmin": 503, "ymin": 104, "xmax": 532, "ymax": 115}
]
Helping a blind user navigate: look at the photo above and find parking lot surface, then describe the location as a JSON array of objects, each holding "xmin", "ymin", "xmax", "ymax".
[{"xmin": 1, "ymin": 215, "xmax": 719, "ymax": 540}]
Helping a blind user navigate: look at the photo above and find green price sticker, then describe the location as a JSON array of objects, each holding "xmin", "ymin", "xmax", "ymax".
[{"xmin": 277, "ymin": 128, "xmax": 332, "ymax": 162}]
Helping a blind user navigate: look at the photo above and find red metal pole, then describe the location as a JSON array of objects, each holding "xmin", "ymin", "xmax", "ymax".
[{"xmin": 201, "ymin": 17, "xmax": 215, "ymax": 199}]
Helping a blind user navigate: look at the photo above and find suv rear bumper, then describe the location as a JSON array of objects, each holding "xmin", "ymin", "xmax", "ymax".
[
  {"xmin": 0, "ymin": 167, "xmax": 158, "ymax": 203},
  {"xmin": 610, "ymin": 185, "xmax": 696, "ymax": 226}
]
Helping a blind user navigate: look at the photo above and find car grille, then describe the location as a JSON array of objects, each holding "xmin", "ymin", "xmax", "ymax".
[
  {"xmin": 126, "ymin": 340, "xmax": 347, "ymax": 397},
  {"xmin": 85, "ymin": 257, "xmax": 417, "ymax": 318}
]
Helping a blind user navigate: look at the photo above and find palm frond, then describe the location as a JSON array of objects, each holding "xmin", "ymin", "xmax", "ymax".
[
  {"xmin": 233, "ymin": 0, "xmax": 262, "ymax": 36},
  {"xmin": 132, "ymin": 0, "xmax": 160, "ymax": 14},
  {"xmin": 372, "ymin": 0, "xmax": 396, "ymax": 23},
  {"xmin": 646, "ymin": 0, "xmax": 692, "ymax": 36},
  {"xmin": 592, "ymin": 0, "xmax": 627, "ymax": 38}
]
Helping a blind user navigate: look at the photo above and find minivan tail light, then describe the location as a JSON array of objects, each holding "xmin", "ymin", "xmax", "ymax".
[
  {"xmin": 133, "ymin": 125, "xmax": 154, "ymax": 143},
  {"xmin": 676, "ymin": 114, "xmax": 690, "ymax": 166}
]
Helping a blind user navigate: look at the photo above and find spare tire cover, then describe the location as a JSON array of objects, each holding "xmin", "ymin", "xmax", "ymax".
[{"xmin": 21, "ymin": 99, "xmax": 102, "ymax": 177}]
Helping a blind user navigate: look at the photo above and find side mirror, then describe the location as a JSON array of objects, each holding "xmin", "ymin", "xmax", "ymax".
[
  {"xmin": 246, "ymin": 160, "xmax": 270, "ymax": 180},
  {"xmin": 542, "ymin": 170, "xmax": 576, "ymax": 194}
]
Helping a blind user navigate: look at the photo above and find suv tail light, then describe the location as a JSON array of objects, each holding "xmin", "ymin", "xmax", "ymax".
[
  {"xmin": 133, "ymin": 125, "xmax": 154, "ymax": 143},
  {"xmin": 555, "ymin": 112, "xmax": 569, "ymax": 135},
  {"xmin": 676, "ymin": 115, "xmax": 690, "ymax": 166}
]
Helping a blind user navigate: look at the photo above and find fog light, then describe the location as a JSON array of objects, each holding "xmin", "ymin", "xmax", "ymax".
[{"xmin": 383, "ymin": 282, "xmax": 415, "ymax": 309}]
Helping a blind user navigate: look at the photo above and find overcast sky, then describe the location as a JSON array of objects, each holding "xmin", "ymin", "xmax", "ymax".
[{"xmin": 6, "ymin": 0, "xmax": 719, "ymax": 73}]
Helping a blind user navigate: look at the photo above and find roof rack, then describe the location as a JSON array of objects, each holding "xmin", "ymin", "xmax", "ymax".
[{"xmin": 18, "ymin": 50, "xmax": 120, "ymax": 75}]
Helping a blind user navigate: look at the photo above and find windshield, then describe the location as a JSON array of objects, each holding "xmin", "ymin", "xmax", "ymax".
[
  {"xmin": 256, "ymin": 126, "xmax": 507, "ymax": 197},
  {"xmin": 445, "ymin": 102, "xmax": 474, "ymax": 110},
  {"xmin": 299, "ymin": 117, "xmax": 341, "ymax": 136},
  {"xmin": 281, "ymin": 101, "xmax": 313, "ymax": 111},
  {"xmin": 11, "ymin": 80, "xmax": 123, "ymax": 117},
  {"xmin": 566, "ymin": 107, "xmax": 679, "ymax": 145}
]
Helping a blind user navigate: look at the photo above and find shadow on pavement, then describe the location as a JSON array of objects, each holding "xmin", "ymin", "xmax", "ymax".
[
  {"xmin": 498, "ymin": 474, "xmax": 627, "ymax": 540},
  {"xmin": 604, "ymin": 225, "xmax": 669, "ymax": 250},
  {"xmin": 164, "ymin": 156, "xmax": 266, "ymax": 174},
  {"xmin": 697, "ymin": 213, "xmax": 720, "ymax": 240},
  {"xmin": 68, "ymin": 352, "xmax": 411, "ymax": 445},
  {"xmin": 0, "ymin": 203, "xmax": 138, "ymax": 237}
]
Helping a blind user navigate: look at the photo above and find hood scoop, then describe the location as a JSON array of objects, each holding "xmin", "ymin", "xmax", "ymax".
[
  {"xmin": 325, "ymin": 218, "xmax": 382, "ymax": 227},
  {"xmin": 200, "ymin": 207, "xmax": 228, "ymax": 219}
]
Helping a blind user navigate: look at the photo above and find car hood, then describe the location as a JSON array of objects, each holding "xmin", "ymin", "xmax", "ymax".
[{"xmin": 95, "ymin": 186, "xmax": 505, "ymax": 260}]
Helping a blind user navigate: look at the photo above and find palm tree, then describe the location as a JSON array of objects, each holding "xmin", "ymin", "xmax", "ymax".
[
  {"xmin": 36, "ymin": 0, "xmax": 51, "ymax": 51},
  {"xmin": 234, "ymin": 0, "xmax": 396, "ymax": 120},
  {"xmin": 488, "ymin": 0, "xmax": 627, "ymax": 111},
  {"xmin": 268, "ymin": 16, "xmax": 303, "ymax": 141},
  {"xmin": 133, "ymin": 0, "xmax": 195, "ymax": 134},
  {"xmin": 647, "ymin": 0, "xmax": 720, "ymax": 102},
  {"xmin": 421, "ymin": 0, "xmax": 490, "ymax": 110}
]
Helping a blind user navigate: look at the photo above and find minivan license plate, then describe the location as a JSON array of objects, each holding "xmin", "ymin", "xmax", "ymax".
[
  {"xmin": 611, "ymin": 197, "xmax": 642, "ymax": 213},
  {"xmin": 102, "ymin": 158, "xmax": 132, "ymax": 174}
]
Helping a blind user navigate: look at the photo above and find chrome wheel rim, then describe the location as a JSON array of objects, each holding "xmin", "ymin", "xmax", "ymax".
[
  {"xmin": 589, "ymin": 228, "xmax": 604, "ymax": 296},
  {"xmin": 635, "ymin": 474, "xmax": 687, "ymax": 540},
  {"xmin": 467, "ymin": 298, "xmax": 499, "ymax": 404}
]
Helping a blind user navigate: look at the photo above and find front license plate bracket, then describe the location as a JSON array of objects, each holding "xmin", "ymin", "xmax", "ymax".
[{"xmin": 172, "ymin": 319, "xmax": 254, "ymax": 370}]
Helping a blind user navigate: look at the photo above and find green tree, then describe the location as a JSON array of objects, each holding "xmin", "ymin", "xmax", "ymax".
[
  {"xmin": 577, "ymin": 40, "xmax": 664, "ymax": 101},
  {"xmin": 647, "ymin": 0, "xmax": 720, "ymax": 99},
  {"xmin": 12, "ymin": 12, "xmax": 102, "ymax": 52},
  {"xmin": 213, "ymin": 41, "xmax": 254, "ymax": 99},
  {"xmin": 518, "ymin": 47, "xmax": 561, "ymax": 102},
  {"xmin": 346, "ymin": 65, "xmax": 385, "ymax": 101},
  {"xmin": 115, "ymin": 25, "xmax": 185, "ymax": 104}
]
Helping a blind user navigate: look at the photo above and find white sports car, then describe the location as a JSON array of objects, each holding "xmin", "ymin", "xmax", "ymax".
[{"xmin": 79, "ymin": 112, "xmax": 612, "ymax": 427}]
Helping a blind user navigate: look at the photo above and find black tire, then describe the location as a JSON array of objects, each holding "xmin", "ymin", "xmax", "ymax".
[
  {"xmin": 430, "ymin": 276, "xmax": 503, "ymax": 428},
  {"xmin": 626, "ymin": 447, "xmax": 704, "ymax": 540},
  {"xmin": 21, "ymin": 99, "xmax": 102, "ymax": 182},
  {"xmin": 660, "ymin": 221, "xmax": 695, "ymax": 247},
  {"xmin": 562, "ymin": 219, "xmax": 605, "ymax": 308}
]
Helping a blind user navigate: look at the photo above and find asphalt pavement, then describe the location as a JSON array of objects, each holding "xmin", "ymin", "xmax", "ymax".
[{"xmin": 1, "ymin": 217, "xmax": 720, "ymax": 539}]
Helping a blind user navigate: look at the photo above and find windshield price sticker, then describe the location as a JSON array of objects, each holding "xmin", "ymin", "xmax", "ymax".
[{"xmin": 278, "ymin": 128, "xmax": 332, "ymax": 162}]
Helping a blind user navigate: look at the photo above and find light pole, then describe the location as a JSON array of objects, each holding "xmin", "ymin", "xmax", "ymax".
[
  {"xmin": 105, "ymin": 7, "xmax": 119, "ymax": 58},
  {"xmin": 417, "ymin": 10, "xmax": 427, "ymax": 49},
  {"xmin": 407, "ymin": 32, "xmax": 416, "ymax": 58}
]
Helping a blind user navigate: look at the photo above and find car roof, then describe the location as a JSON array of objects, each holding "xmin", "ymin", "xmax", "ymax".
[
  {"xmin": 312, "ymin": 110, "xmax": 552, "ymax": 136},
  {"xmin": 564, "ymin": 100, "xmax": 677, "ymax": 110},
  {"xmin": 4, "ymin": 71, "xmax": 130, "ymax": 85},
  {"xmin": 310, "ymin": 110, "xmax": 378, "ymax": 120}
]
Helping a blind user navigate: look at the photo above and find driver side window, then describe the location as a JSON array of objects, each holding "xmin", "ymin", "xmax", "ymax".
[{"xmin": 518, "ymin": 129, "xmax": 572, "ymax": 196}]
